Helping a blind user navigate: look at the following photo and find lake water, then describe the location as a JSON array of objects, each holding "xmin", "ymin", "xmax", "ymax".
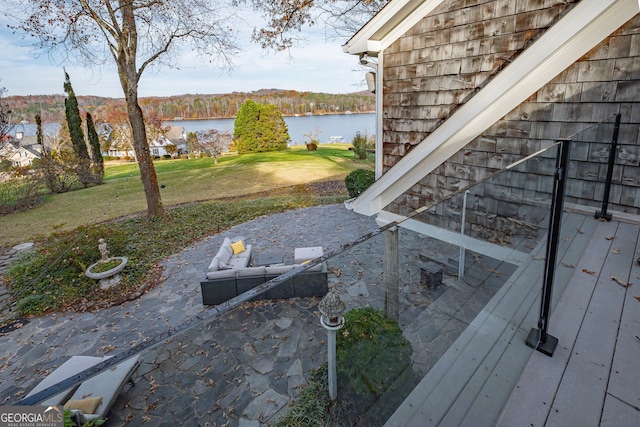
[
  {"xmin": 16, "ymin": 112, "xmax": 375, "ymax": 146},
  {"xmin": 165, "ymin": 113, "xmax": 375, "ymax": 145}
]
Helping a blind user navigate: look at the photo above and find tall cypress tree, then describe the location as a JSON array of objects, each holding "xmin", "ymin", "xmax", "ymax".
[
  {"xmin": 86, "ymin": 112, "xmax": 104, "ymax": 184},
  {"xmin": 35, "ymin": 114, "xmax": 43, "ymax": 146},
  {"xmin": 64, "ymin": 72, "xmax": 91, "ymax": 186}
]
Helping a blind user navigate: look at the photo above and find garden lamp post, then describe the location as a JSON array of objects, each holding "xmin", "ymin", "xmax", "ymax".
[{"xmin": 319, "ymin": 288, "xmax": 346, "ymax": 401}]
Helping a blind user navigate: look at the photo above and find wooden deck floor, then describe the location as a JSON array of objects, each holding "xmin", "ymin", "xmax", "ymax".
[
  {"xmin": 385, "ymin": 213, "xmax": 640, "ymax": 426},
  {"xmin": 497, "ymin": 218, "xmax": 640, "ymax": 426}
]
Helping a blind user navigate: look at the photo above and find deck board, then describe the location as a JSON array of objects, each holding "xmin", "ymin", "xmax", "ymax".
[
  {"xmin": 546, "ymin": 221, "xmax": 635, "ymax": 426},
  {"xmin": 496, "ymin": 218, "xmax": 615, "ymax": 426},
  {"xmin": 457, "ymin": 214, "xmax": 598, "ymax": 426},
  {"xmin": 603, "ymin": 223, "xmax": 640, "ymax": 422},
  {"xmin": 497, "ymin": 219, "xmax": 640, "ymax": 426}
]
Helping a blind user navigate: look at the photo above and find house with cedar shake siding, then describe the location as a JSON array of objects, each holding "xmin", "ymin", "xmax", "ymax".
[
  {"xmin": 343, "ymin": 0, "xmax": 640, "ymax": 228},
  {"xmin": 341, "ymin": 2, "xmax": 640, "ymax": 424}
]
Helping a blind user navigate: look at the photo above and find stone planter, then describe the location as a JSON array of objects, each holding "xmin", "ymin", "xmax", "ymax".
[{"xmin": 86, "ymin": 257, "xmax": 128, "ymax": 290}]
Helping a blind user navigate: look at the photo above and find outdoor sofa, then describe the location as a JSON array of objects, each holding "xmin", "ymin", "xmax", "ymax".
[{"xmin": 200, "ymin": 240, "xmax": 328, "ymax": 305}]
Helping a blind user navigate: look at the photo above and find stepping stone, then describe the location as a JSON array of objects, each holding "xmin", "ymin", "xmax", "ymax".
[{"xmin": 242, "ymin": 389, "xmax": 288, "ymax": 421}]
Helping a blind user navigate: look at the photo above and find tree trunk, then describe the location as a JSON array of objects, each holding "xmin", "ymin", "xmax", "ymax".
[
  {"xmin": 126, "ymin": 94, "xmax": 164, "ymax": 217},
  {"xmin": 117, "ymin": 0, "xmax": 163, "ymax": 217}
]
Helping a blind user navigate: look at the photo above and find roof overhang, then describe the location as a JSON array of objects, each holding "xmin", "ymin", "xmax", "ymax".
[
  {"xmin": 343, "ymin": 0, "xmax": 445, "ymax": 56},
  {"xmin": 346, "ymin": 0, "xmax": 640, "ymax": 216}
]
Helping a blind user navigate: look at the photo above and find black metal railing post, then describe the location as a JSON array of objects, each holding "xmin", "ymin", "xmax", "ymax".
[
  {"xmin": 526, "ymin": 138, "xmax": 571, "ymax": 357},
  {"xmin": 595, "ymin": 113, "xmax": 621, "ymax": 221}
]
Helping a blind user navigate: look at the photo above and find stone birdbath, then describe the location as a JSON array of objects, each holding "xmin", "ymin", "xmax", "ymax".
[{"xmin": 85, "ymin": 238, "xmax": 128, "ymax": 290}]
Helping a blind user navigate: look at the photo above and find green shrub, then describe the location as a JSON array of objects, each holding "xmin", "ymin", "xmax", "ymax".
[
  {"xmin": 336, "ymin": 307, "xmax": 412, "ymax": 397},
  {"xmin": 274, "ymin": 308, "xmax": 418, "ymax": 427},
  {"xmin": 17, "ymin": 294, "xmax": 56, "ymax": 315},
  {"xmin": 7, "ymin": 224, "xmax": 129, "ymax": 314},
  {"xmin": 271, "ymin": 366, "xmax": 329, "ymax": 427},
  {"xmin": 344, "ymin": 168, "xmax": 375, "ymax": 198},
  {"xmin": 351, "ymin": 131, "xmax": 374, "ymax": 160},
  {"xmin": 0, "ymin": 175, "xmax": 45, "ymax": 214}
]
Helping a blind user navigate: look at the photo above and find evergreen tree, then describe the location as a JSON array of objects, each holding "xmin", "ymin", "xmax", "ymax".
[
  {"xmin": 233, "ymin": 100, "xmax": 289, "ymax": 153},
  {"xmin": 256, "ymin": 104, "xmax": 289, "ymax": 151},
  {"xmin": 35, "ymin": 114, "xmax": 43, "ymax": 146},
  {"xmin": 63, "ymin": 72, "xmax": 92, "ymax": 186},
  {"xmin": 86, "ymin": 112, "xmax": 104, "ymax": 184},
  {"xmin": 233, "ymin": 100, "xmax": 261, "ymax": 153}
]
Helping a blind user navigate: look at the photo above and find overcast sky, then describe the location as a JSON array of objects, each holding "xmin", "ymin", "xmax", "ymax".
[{"xmin": 0, "ymin": 8, "xmax": 366, "ymax": 98}]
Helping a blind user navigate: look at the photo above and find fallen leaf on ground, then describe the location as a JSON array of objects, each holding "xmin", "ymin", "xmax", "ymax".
[
  {"xmin": 149, "ymin": 376, "xmax": 158, "ymax": 393},
  {"xmin": 611, "ymin": 275, "xmax": 632, "ymax": 288},
  {"xmin": 562, "ymin": 263, "xmax": 575, "ymax": 268},
  {"xmin": 583, "ymin": 269, "xmax": 596, "ymax": 275},
  {"xmin": 606, "ymin": 235, "xmax": 616, "ymax": 241},
  {"xmin": 612, "ymin": 247, "xmax": 620, "ymax": 254},
  {"xmin": 635, "ymin": 296, "xmax": 640, "ymax": 303}
]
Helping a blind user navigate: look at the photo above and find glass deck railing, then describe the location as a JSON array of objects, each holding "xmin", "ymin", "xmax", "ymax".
[{"xmin": 5, "ymin": 114, "xmax": 625, "ymax": 427}]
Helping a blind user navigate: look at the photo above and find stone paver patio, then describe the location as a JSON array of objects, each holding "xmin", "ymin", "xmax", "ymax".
[{"xmin": 0, "ymin": 204, "xmax": 518, "ymax": 426}]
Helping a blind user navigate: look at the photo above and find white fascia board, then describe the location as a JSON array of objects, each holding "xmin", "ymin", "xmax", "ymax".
[
  {"xmin": 344, "ymin": 0, "xmax": 445, "ymax": 56},
  {"xmin": 376, "ymin": 210, "xmax": 531, "ymax": 264},
  {"xmin": 351, "ymin": 0, "xmax": 639, "ymax": 217}
]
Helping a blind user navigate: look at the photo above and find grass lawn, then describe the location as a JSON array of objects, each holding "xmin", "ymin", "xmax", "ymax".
[{"xmin": 0, "ymin": 144, "xmax": 371, "ymax": 247}]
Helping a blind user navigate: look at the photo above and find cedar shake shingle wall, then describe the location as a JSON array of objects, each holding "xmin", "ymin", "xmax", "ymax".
[{"xmin": 381, "ymin": 0, "xmax": 640, "ymax": 222}]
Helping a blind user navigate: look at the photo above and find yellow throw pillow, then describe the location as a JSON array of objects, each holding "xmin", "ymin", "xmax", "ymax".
[
  {"xmin": 230, "ymin": 240, "xmax": 246, "ymax": 255},
  {"xmin": 64, "ymin": 396, "xmax": 103, "ymax": 414}
]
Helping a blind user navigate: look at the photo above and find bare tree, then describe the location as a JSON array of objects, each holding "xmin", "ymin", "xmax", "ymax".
[
  {"xmin": 195, "ymin": 129, "xmax": 232, "ymax": 163},
  {"xmin": 235, "ymin": 0, "xmax": 388, "ymax": 51},
  {"xmin": 8, "ymin": 0, "xmax": 239, "ymax": 216}
]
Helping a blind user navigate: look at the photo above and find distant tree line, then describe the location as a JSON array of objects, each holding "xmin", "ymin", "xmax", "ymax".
[{"xmin": 7, "ymin": 89, "xmax": 375, "ymax": 124}]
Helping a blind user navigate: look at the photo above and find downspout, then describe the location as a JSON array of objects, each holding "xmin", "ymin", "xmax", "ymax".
[
  {"xmin": 375, "ymin": 54, "xmax": 383, "ymax": 180},
  {"xmin": 359, "ymin": 54, "xmax": 382, "ymax": 179}
]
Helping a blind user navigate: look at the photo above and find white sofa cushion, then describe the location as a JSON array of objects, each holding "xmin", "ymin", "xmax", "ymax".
[
  {"xmin": 217, "ymin": 240, "xmax": 233, "ymax": 263},
  {"xmin": 294, "ymin": 246, "xmax": 324, "ymax": 264},
  {"xmin": 265, "ymin": 264, "xmax": 297, "ymax": 275},
  {"xmin": 236, "ymin": 266, "xmax": 265, "ymax": 277},
  {"xmin": 207, "ymin": 256, "xmax": 226, "ymax": 272},
  {"xmin": 207, "ymin": 243, "xmax": 253, "ymax": 272},
  {"xmin": 206, "ymin": 268, "xmax": 237, "ymax": 280},
  {"xmin": 303, "ymin": 262, "xmax": 324, "ymax": 272},
  {"xmin": 207, "ymin": 238, "xmax": 235, "ymax": 272}
]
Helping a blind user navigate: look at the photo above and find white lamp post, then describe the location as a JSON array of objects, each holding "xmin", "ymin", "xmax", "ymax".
[{"xmin": 318, "ymin": 287, "xmax": 346, "ymax": 401}]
